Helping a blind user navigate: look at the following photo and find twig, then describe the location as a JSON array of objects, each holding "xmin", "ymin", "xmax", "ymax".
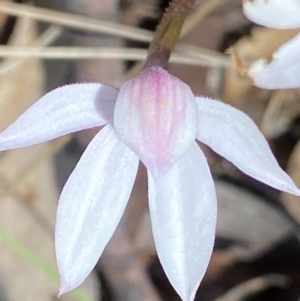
[
  {"xmin": 33, "ymin": 25, "xmax": 62, "ymax": 46},
  {"xmin": 176, "ymin": 43, "xmax": 230, "ymax": 66},
  {"xmin": 0, "ymin": 24, "xmax": 62, "ymax": 74},
  {"xmin": 0, "ymin": 1, "xmax": 152, "ymax": 42},
  {"xmin": 68, "ymin": 0, "xmax": 124, "ymax": 85},
  {"xmin": 0, "ymin": 2, "xmax": 230, "ymax": 67},
  {"xmin": 122, "ymin": 3, "xmax": 159, "ymax": 25},
  {"xmin": 0, "ymin": 45, "xmax": 229, "ymax": 67},
  {"xmin": 214, "ymin": 274, "xmax": 290, "ymax": 301}
]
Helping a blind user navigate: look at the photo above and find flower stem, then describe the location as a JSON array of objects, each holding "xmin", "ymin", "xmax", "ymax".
[{"xmin": 145, "ymin": 0, "xmax": 201, "ymax": 68}]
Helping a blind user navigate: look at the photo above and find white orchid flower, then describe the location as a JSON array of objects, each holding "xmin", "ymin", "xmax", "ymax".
[
  {"xmin": 243, "ymin": 0, "xmax": 300, "ymax": 29},
  {"xmin": 243, "ymin": 0, "xmax": 300, "ymax": 89},
  {"xmin": 1, "ymin": 66, "xmax": 299, "ymax": 301}
]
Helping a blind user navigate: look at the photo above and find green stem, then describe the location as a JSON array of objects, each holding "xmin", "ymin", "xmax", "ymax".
[
  {"xmin": 0, "ymin": 226, "xmax": 95, "ymax": 301},
  {"xmin": 145, "ymin": 0, "xmax": 201, "ymax": 68}
]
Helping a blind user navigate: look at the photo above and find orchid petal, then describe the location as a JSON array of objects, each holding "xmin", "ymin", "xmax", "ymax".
[
  {"xmin": 114, "ymin": 67, "xmax": 197, "ymax": 176},
  {"xmin": 148, "ymin": 143, "xmax": 217, "ymax": 301},
  {"xmin": 55, "ymin": 125, "xmax": 139, "ymax": 294},
  {"xmin": 0, "ymin": 84, "xmax": 118, "ymax": 150},
  {"xmin": 196, "ymin": 97, "xmax": 300, "ymax": 195},
  {"xmin": 247, "ymin": 33, "xmax": 300, "ymax": 89},
  {"xmin": 243, "ymin": 0, "xmax": 300, "ymax": 29}
]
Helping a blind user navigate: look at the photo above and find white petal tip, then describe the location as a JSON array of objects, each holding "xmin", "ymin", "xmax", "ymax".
[
  {"xmin": 285, "ymin": 187, "xmax": 300, "ymax": 196},
  {"xmin": 181, "ymin": 289, "xmax": 197, "ymax": 301},
  {"xmin": 58, "ymin": 281, "xmax": 71, "ymax": 297},
  {"xmin": 276, "ymin": 177, "xmax": 300, "ymax": 196}
]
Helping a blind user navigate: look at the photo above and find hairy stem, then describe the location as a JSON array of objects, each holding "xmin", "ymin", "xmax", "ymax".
[{"xmin": 145, "ymin": 0, "xmax": 202, "ymax": 68}]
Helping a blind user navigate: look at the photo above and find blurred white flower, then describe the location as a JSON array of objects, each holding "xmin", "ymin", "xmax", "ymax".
[
  {"xmin": 0, "ymin": 67, "xmax": 299, "ymax": 301},
  {"xmin": 243, "ymin": 0, "xmax": 300, "ymax": 29},
  {"xmin": 243, "ymin": 0, "xmax": 300, "ymax": 89}
]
